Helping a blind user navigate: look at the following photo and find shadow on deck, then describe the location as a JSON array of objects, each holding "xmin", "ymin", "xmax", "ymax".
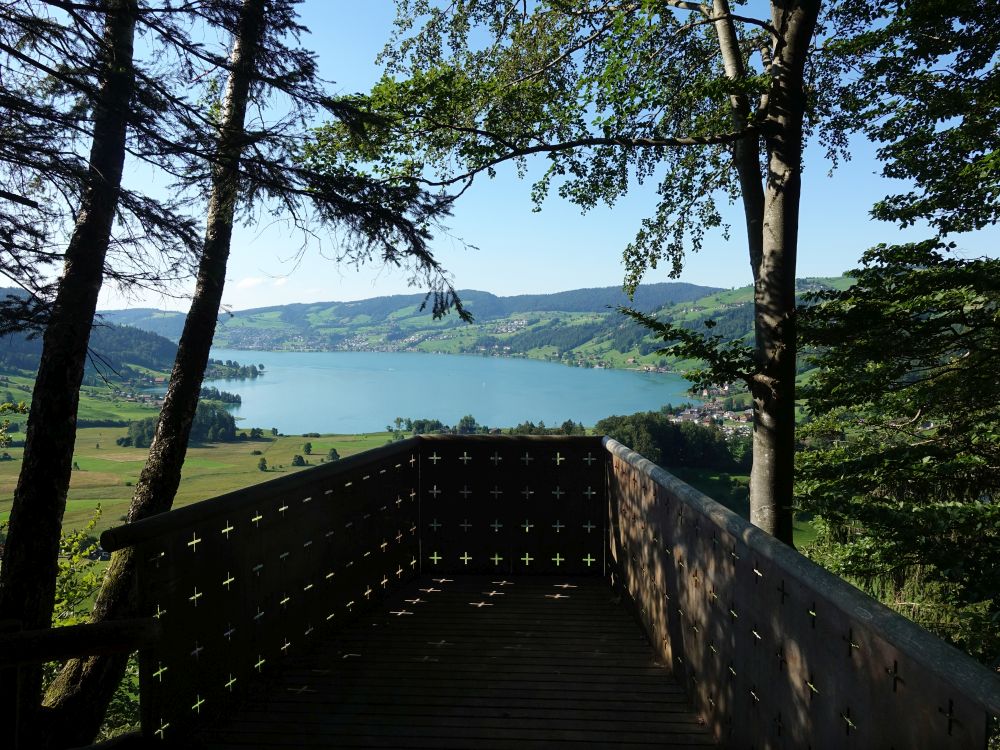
[{"xmin": 195, "ymin": 575, "xmax": 713, "ymax": 749}]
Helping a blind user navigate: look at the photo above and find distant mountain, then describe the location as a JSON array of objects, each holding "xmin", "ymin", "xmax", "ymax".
[
  {"xmin": 100, "ymin": 282, "xmax": 722, "ymax": 346},
  {"xmin": 96, "ymin": 278, "xmax": 850, "ymax": 371}
]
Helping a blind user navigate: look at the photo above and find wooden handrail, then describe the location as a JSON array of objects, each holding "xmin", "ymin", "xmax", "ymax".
[
  {"xmin": 0, "ymin": 618, "xmax": 161, "ymax": 667},
  {"xmin": 100, "ymin": 437, "xmax": 420, "ymax": 552}
]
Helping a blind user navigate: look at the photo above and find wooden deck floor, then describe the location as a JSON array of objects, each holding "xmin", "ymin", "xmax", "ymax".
[{"xmin": 193, "ymin": 575, "xmax": 715, "ymax": 749}]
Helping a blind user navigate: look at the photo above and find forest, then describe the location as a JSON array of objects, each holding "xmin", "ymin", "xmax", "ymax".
[{"xmin": 0, "ymin": 0, "xmax": 997, "ymax": 747}]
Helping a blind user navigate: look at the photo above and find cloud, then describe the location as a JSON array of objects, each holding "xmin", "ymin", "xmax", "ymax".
[
  {"xmin": 236, "ymin": 277, "xmax": 265, "ymax": 289},
  {"xmin": 272, "ymin": 277, "xmax": 289, "ymax": 287}
]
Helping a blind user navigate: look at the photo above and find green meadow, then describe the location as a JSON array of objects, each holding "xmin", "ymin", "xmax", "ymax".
[{"xmin": 0, "ymin": 423, "xmax": 396, "ymax": 537}]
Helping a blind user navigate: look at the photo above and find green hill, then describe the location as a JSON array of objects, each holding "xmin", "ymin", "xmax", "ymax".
[{"xmin": 96, "ymin": 276, "xmax": 850, "ymax": 371}]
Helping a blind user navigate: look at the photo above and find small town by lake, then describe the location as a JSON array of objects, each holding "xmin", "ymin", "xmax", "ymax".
[{"xmin": 207, "ymin": 348, "xmax": 697, "ymax": 434}]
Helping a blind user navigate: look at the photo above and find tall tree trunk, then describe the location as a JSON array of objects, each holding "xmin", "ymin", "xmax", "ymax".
[
  {"xmin": 748, "ymin": 0, "xmax": 820, "ymax": 545},
  {"xmin": 43, "ymin": 2, "xmax": 266, "ymax": 745},
  {"xmin": 0, "ymin": 1, "xmax": 136, "ymax": 746},
  {"xmin": 712, "ymin": 0, "xmax": 766, "ymax": 278}
]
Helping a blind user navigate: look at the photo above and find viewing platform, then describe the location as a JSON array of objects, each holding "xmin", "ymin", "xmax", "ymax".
[{"xmin": 7, "ymin": 435, "xmax": 999, "ymax": 748}]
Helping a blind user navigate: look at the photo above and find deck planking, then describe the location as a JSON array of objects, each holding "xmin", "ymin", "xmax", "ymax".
[{"xmin": 193, "ymin": 575, "xmax": 715, "ymax": 749}]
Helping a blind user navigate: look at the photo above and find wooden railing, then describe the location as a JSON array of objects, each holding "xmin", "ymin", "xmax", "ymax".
[
  {"xmin": 92, "ymin": 435, "xmax": 1000, "ymax": 748},
  {"xmin": 605, "ymin": 437, "xmax": 1000, "ymax": 749},
  {"xmin": 98, "ymin": 435, "xmax": 607, "ymax": 742}
]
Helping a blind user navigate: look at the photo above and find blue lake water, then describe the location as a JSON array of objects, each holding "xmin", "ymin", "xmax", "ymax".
[{"xmin": 207, "ymin": 349, "xmax": 697, "ymax": 434}]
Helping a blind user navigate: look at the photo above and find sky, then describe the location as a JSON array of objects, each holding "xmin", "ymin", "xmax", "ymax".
[{"xmin": 101, "ymin": 2, "xmax": 998, "ymax": 313}]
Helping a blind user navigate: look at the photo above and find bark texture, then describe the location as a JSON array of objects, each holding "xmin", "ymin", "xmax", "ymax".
[
  {"xmin": 0, "ymin": 2, "xmax": 137, "ymax": 746},
  {"xmin": 748, "ymin": 0, "xmax": 820, "ymax": 544},
  {"xmin": 42, "ymin": 2, "xmax": 267, "ymax": 745}
]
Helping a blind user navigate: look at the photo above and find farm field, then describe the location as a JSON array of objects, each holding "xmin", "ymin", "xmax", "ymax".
[{"xmin": 0, "ymin": 425, "xmax": 396, "ymax": 537}]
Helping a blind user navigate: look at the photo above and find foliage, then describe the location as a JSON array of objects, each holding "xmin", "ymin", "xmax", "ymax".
[
  {"xmin": 120, "ymin": 401, "xmax": 236, "ymax": 448},
  {"xmin": 327, "ymin": 448, "xmax": 340, "ymax": 461},
  {"xmin": 798, "ymin": 242, "xmax": 1000, "ymax": 664},
  {"xmin": 200, "ymin": 386, "xmax": 241, "ymax": 404},
  {"xmin": 595, "ymin": 411, "xmax": 737, "ymax": 470},
  {"xmin": 257, "ymin": 457, "xmax": 267, "ymax": 472},
  {"xmin": 826, "ymin": 0, "xmax": 1000, "ymax": 234},
  {"xmin": 303, "ymin": 441, "xmax": 312, "ymax": 455},
  {"xmin": 290, "ymin": 454, "xmax": 306, "ymax": 467}
]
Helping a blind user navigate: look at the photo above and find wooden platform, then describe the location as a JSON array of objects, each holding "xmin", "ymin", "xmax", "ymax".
[{"xmin": 193, "ymin": 576, "xmax": 715, "ymax": 749}]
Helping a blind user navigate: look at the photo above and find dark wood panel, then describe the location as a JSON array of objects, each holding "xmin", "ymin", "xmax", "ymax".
[{"xmin": 192, "ymin": 576, "xmax": 715, "ymax": 749}]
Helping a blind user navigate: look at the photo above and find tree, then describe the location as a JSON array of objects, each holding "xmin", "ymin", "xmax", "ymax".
[
  {"xmin": 303, "ymin": 441, "xmax": 312, "ymax": 455},
  {"xmin": 257, "ymin": 456, "xmax": 268, "ymax": 472},
  {"xmin": 45, "ymin": 3, "xmax": 466, "ymax": 741},
  {"xmin": 0, "ymin": 3, "xmax": 141, "ymax": 740},
  {"xmin": 291, "ymin": 454, "xmax": 306, "ymax": 467},
  {"xmin": 456, "ymin": 414, "xmax": 478, "ymax": 435},
  {"xmin": 796, "ymin": 0, "xmax": 1000, "ymax": 665},
  {"xmin": 327, "ymin": 447, "xmax": 340, "ymax": 462},
  {"xmin": 317, "ymin": 0, "xmax": 833, "ymax": 543},
  {"xmin": 798, "ymin": 244, "xmax": 1000, "ymax": 664}
]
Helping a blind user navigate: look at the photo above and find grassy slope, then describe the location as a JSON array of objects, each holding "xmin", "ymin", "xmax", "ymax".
[{"xmin": 0, "ymin": 425, "xmax": 397, "ymax": 536}]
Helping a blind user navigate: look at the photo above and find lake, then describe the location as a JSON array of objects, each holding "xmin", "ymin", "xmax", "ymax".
[{"xmin": 207, "ymin": 349, "xmax": 697, "ymax": 434}]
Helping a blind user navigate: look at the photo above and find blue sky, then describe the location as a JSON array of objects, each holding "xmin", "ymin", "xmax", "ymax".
[{"xmin": 102, "ymin": 2, "xmax": 997, "ymax": 312}]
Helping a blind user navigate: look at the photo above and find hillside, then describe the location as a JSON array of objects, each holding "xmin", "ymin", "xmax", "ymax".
[{"xmin": 97, "ymin": 278, "xmax": 851, "ymax": 371}]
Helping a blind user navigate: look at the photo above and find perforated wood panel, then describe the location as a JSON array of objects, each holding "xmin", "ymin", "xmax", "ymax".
[
  {"xmin": 607, "ymin": 440, "xmax": 997, "ymax": 750},
  {"xmin": 130, "ymin": 442, "xmax": 419, "ymax": 741},
  {"xmin": 419, "ymin": 436, "xmax": 605, "ymax": 576}
]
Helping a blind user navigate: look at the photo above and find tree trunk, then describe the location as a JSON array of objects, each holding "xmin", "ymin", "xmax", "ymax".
[
  {"xmin": 42, "ymin": 2, "xmax": 267, "ymax": 745},
  {"xmin": 748, "ymin": 0, "xmax": 820, "ymax": 545},
  {"xmin": 712, "ymin": 0, "xmax": 766, "ymax": 278},
  {"xmin": 0, "ymin": 1, "xmax": 136, "ymax": 746}
]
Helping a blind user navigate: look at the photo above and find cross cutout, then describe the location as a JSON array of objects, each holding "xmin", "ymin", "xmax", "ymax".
[
  {"xmin": 428, "ymin": 485, "xmax": 441, "ymax": 498},
  {"xmin": 552, "ymin": 520, "xmax": 565, "ymax": 533},
  {"xmin": 459, "ymin": 451, "xmax": 472, "ymax": 464},
  {"xmin": 521, "ymin": 486, "xmax": 534, "ymax": 499},
  {"xmin": 191, "ymin": 641, "xmax": 204, "ymax": 659},
  {"xmin": 187, "ymin": 532, "xmax": 201, "ymax": 552},
  {"xmin": 224, "ymin": 624, "xmax": 236, "ymax": 640},
  {"xmin": 491, "ymin": 452, "xmax": 502, "ymax": 465},
  {"xmin": 583, "ymin": 486, "xmax": 596, "ymax": 499},
  {"xmin": 153, "ymin": 662, "xmax": 167, "ymax": 681},
  {"xmin": 460, "ymin": 519, "xmax": 473, "ymax": 532},
  {"xmin": 546, "ymin": 593, "xmax": 568, "ymax": 599},
  {"xmin": 582, "ymin": 520, "xmax": 596, "ymax": 532},
  {"xmin": 583, "ymin": 554, "xmax": 596, "ymax": 567},
  {"xmin": 429, "ymin": 552, "xmax": 442, "ymax": 564},
  {"xmin": 405, "ymin": 598, "xmax": 425, "ymax": 605},
  {"xmin": 154, "ymin": 604, "xmax": 167, "ymax": 620},
  {"xmin": 470, "ymin": 601, "xmax": 493, "ymax": 608},
  {"xmin": 886, "ymin": 660, "xmax": 903, "ymax": 692},
  {"xmin": 251, "ymin": 512, "xmax": 263, "ymax": 527},
  {"xmin": 222, "ymin": 572, "xmax": 235, "ymax": 590},
  {"xmin": 484, "ymin": 590, "xmax": 504, "ymax": 597},
  {"xmin": 254, "ymin": 607, "xmax": 265, "ymax": 622},
  {"xmin": 410, "ymin": 454, "xmax": 417, "ymax": 467},
  {"xmin": 255, "ymin": 656, "xmax": 266, "ymax": 672},
  {"xmin": 380, "ymin": 575, "xmax": 389, "ymax": 588},
  {"xmin": 396, "ymin": 531, "xmax": 404, "ymax": 543},
  {"xmin": 189, "ymin": 587, "xmax": 202, "ymax": 607},
  {"xmin": 491, "ymin": 553, "xmax": 503, "ymax": 565},
  {"xmin": 551, "ymin": 486, "xmax": 565, "ymax": 499},
  {"xmin": 429, "ymin": 518, "xmax": 442, "ymax": 531},
  {"xmin": 380, "ymin": 540, "xmax": 388, "ymax": 552},
  {"xmin": 521, "ymin": 553, "xmax": 534, "ymax": 565},
  {"xmin": 221, "ymin": 521, "xmax": 234, "ymax": 538},
  {"xmin": 553, "ymin": 452, "xmax": 565, "ymax": 465},
  {"xmin": 225, "ymin": 674, "xmax": 236, "ymax": 691},
  {"xmin": 583, "ymin": 452, "xmax": 597, "ymax": 465},
  {"xmin": 552, "ymin": 553, "xmax": 565, "ymax": 566},
  {"xmin": 522, "ymin": 519, "xmax": 534, "ymax": 532},
  {"xmin": 278, "ymin": 504, "xmax": 289, "ymax": 516},
  {"xmin": 429, "ymin": 452, "xmax": 441, "ymax": 464},
  {"xmin": 777, "ymin": 579, "xmax": 790, "ymax": 604},
  {"xmin": 459, "ymin": 485, "xmax": 472, "ymax": 499},
  {"xmin": 492, "ymin": 580, "xmax": 514, "ymax": 586},
  {"xmin": 281, "ymin": 639, "xmax": 292, "ymax": 653},
  {"xmin": 490, "ymin": 486, "xmax": 503, "ymax": 499},
  {"xmin": 520, "ymin": 451, "xmax": 534, "ymax": 465},
  {"xmin": 490, "ymin": 519, "xmax": 503, "ymax": 532},
  {"xmin": 390, "ymin": 609, "xmax": 413, "ymax": 616},
  {"xmin": 364, "ymin": 586, "xmax": 373, "ymax": 600},
  {"xmin": 155, "ymin": 721, "xmax": 170, "ymax": 740},
  {"xmin": 460, "ymin": 552, "xmax": 472, "ymax": 565}
]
